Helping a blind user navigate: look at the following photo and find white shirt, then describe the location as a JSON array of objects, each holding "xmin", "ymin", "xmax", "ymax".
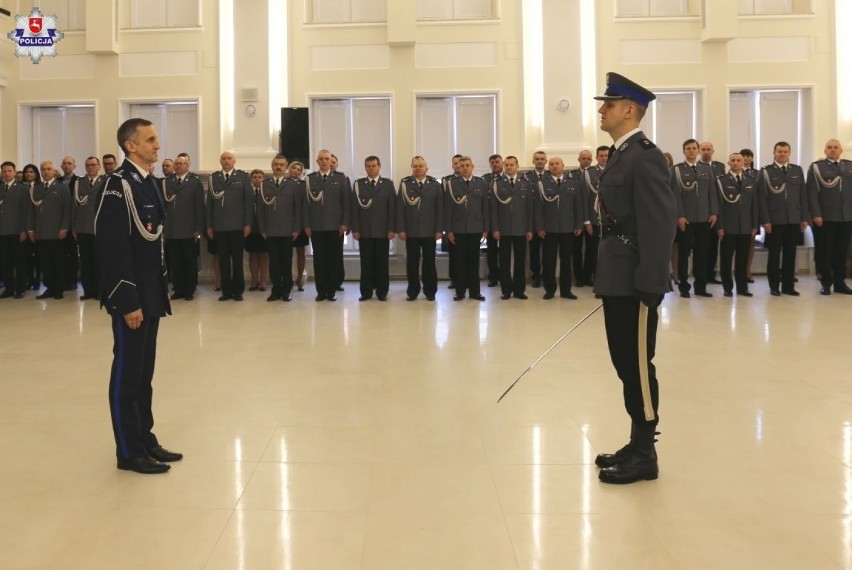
[
  {"xmin": 613, "ymin": 127, "xmax": 641, "ymax": 150},
  {"xmin": 128, "ymin": 160, "xmax": 150, "ymax": 179}
]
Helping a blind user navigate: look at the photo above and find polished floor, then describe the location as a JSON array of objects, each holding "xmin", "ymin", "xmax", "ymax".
[{"xmin": 1, "ymin": 275, "xmax": 851, "ymax": 569}]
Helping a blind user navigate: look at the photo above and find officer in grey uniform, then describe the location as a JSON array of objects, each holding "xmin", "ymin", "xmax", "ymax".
[
  {"xmin": 164, "ymin": 153, "xmax": 204, "ymax": 301},
  {"xmin": 482, "ymin": 154, "xmax": 504, "ymax": 287},
  {"xmin": 757, "ymin": 141, "xmax": 809, "ymax": 296},
  {"xmin": 206, "ymin": 151, "xmax": 253, "ymax": 301},
  {"xmin": 571, "ymin": 150, "xmax": 594, "ymax": 288},
  {"xmin": 352, "ymin": 156, "xmax": 395, "ymax": 301},
  {"xmin": 397, "ymin": 156, "xmax": 443, "ymax": 301},
  {"xmin": 446, "ymin": 156, "xmax": 489, "ymax": 301},
  {"xmin": 592, "ymin": 73, "xmax": 677, "ymax": 484},
  {"xmin": 441, "ymin": 154, "xmax": 463, "ymax": 289},
  {"xmin": 305, "ymin": 149, "xmax": 351, "ymax": 302},
  {"xmin": 524, "ymin": 151, "xmax": 549, "ymax": 288},
  {"xmin": 59, "ymin": 156, "xmax": 80, "ymax": 291},
  {"xmin": 0, "ymin": 161, "xmax": 29, "ymax": 298},
  {"xmin": 716, "ymin": 153, "xmax": 758, "ymax": 297},
  {"xmin": 490, "ymin": 155, "xmax": 533, "ymax": 300},
  {"xmin": 699, "ymin": 142, "xmax": 726, "ymax": 284},
  {"xmin": 578, "ymin": 146, "xmax": 609, "ymax": 286},
  {"xmin": 72, "ymin": 157, "xmax": 105, "ymax": 300},
  {"xmin": 807, "ymin": 139, "xmax": 852, "ymax": 295},
  {"xmin": 672, "ymin": 139, "xmax": 718, "ymax": 298},
  {"xmin": 258, "ymin": 154, "xmax": 303, "ymax": 302},
  {"xmin": 27, "ymin": 161, "xmax": 71, "ymax": 300},
  {"xmin": 535, "ymin": 157, "xmax": 584, "ymax": 300}
]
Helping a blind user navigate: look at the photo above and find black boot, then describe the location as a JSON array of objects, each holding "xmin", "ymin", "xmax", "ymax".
[
  {"xmin": 599, "ymin": 421, "xmax": 658, "ymax": 484},
  {"xmin": 595, "ymin": 423, "xmax": 634, "ymax": 468}
]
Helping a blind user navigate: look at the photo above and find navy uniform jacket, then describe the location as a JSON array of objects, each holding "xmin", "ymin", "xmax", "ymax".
[
  {"xmin": 807, "ymin": 159, "xmax": 852, "ymax": 222},
  {"xmin": 396, "ymin": 176, "xmax": 443, "ymax": 238},
  {"xmin": 581, "ymin": 166, "xmax": 604, "ymax": 224},
  {"xmin": 206, "ymin": 170, "xmax": 253, "ymax": 232},
  {"xmin": 351, "ymin": 177, "xmax": 396, "ymax": 238},
  {"xmin": 671, "ymin": 162, "xmax": 718, "ymax": 223},
  {"xmin": 0, "ymin": 180, "xmax": 30, "ymax": 236},
  {"xmin": 445, "ymin": 176, "xmax": 489, "ymax": 234},
  {"xmin": 163, "ymin": 173, "xmax": 205, "ymax": 239},
  {"xmin": 258, "ymin": 177, "xmax": 303, "ymax": 237},
  {"xmin": 716, "ymin": 173, "xmax": 758, "ymax": 235},
  {"xmin": 593, "ymin": 131, "xmax": 677, "ymax": 297},
  {"xmin": 490, "ymin": 175, "xmax": 534, "ymax": 236},
  {"xmin": 757, "ymin": 163, "xmax": 808, "ymax": 225},
  {"xmin": 304, "ymin": 170, "xmax": 351, "ymax": 232},
  {"xmin": 28, "ymin": 180, "xmax": 71, "ymax": 239},
  {"xmin": 72, "ymin": 175, "xmax": 105, "ymax": 234},
  {"xmin": 95, "ymin": 159, "xmax": 170, "ymax": 318},
  {"xmin": 534, "ymin": 173, "xmax": 584, "ymax": 234}
]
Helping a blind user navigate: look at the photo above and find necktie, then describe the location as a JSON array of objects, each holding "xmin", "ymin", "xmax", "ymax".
[
  {"xmin": 538, "ymin": 173, "xmax": 543, "ymax": 181},
  {"xmin": 736, "ymin": 174, "xmax": 741, "ymax": 185},
  {"xmin": 781, "ymin": 165, "xmax": 787, "ymax": 174},
  {"xmin": 370, "ymin": 179, "xmax": 376, "ymax": 187},
  {"xmin": 510, "ymin": 178, "xmax": 515, "ymax": 188},
  {"xmin": 275, "ymin": 178, "xmax": 280, "ymax": 188},
  {"xmin": 177, "ymin": 177, "xmax": 182, "ymax": 186},
  {"xmin": 608, "ymin": 145, "xmax": 616, "ymax": 160},
  {"xmin": 556, "ymin": 178, "xmax": 562, "ymax": 187},
  {"xmin": 418, "ymin": 180, "xmax": 423, "ymax": 190},
  {"xmin": 322, "ymin": 174, "xmax": 328, "ymax": 182}
]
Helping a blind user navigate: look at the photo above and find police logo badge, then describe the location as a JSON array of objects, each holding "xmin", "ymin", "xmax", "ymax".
[{"xmin": 7, "ymin": 8, "xmax": 64, "ymax": 64}]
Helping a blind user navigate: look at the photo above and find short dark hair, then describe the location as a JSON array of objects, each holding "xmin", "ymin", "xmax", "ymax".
[
  {"xmin": 596, "ymin": 145, "xmax": 609, "ymax": 154},
  {"xmin": 774, "ymin": 141, "xmax": 791, "ymax": 151},
  {"xmin": 739, "ymin": 148, "xmax": 754, "ymax": 157},
  {"xmin": 452, "ymin": 154, "xmax": 463, "ymax": 160},
  {"xmin": 117, "ymin": 118, "xmax": 154, "ymax": 156},
  {"xmin": 84, "ymin": 156, "xmax": 100, "ymax": 164},
  {"xmin": 102, "ymin": 153, "xmax": 117, "ymax": 163},
  {"xmin": 504, "ymin": 155, "xmax": 518, "ymax": 163},
  {"xmin": 250, "ymin": 168, "xmax": 265, "ymax": 177},
  {"xmin": 488, "ymin": 154, "xmax": 503, "ymax": 161},
  {"xmin": 364, "ymin": 155, "xmax": 381, "ymax": 166},
  {"xmin": 1, "ymin": 161, "xmax": 15, "ymax": 170},
  {"xmin": 683, "ymin": 139, "xmax": 699, "ymax": 150},
  {"xmin": 274, "ymin": 154, "xmax": 288, "ymax": 162}
]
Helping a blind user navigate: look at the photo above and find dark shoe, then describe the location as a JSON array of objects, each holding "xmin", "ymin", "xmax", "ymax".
[
  {"xmin": 708, "ymin": 278, "xmax": 722, "ymax": 285},
  {"xmin": 218, "ymin": 295, "xmax": 231, "ymax": 301},
  {"xmin": 170, "ymin": 293, "xmax": 183, "ymax": 300},
  {"xmin": 36, "ymin": 292, "xmax": 51, "ymax": 299},
  {"xmin": 0, "ymin": 290, "xmax": 14, "ymax": 299},
  {"xmin": 770, "ymin": 289, "xmax": 781, "ymax": 296},
  {"xmin": 267, "ymin": 294, "xmax": 281, "ymax": 302},
  {"xmin": 30, "ymin": 283, "xmax": 40, "ymax": 291},
  {"xmin": 543, "ymin": 292, "xmax": 555, "ymax": 300},
  {"xmin": 377, "ymin": 295, "xmax": 387, "ymax": 302},
  {"xmin": 781, "ymin": 289, "xmax": 800, "ymax": 296},
  {"xmin": 359, "ymin": 296, "xmax": 371, "ymax": 302},
  {"xmin": 738, "ymin": 290, "xmax": 753, "ymax": 297},
  {"xmin": 14, "ymin": 292, "xmax": 25, "ymax": 299},
  {"xmin": 315, "ymin": 294, "xmax": 325, "ymax": 302},
  {"xmin": 53, "ymin": 293, "xmax": 64, "ymax": 300},
  {"xmin": 515, "ymin": 293, "xmax": 528, "ymax": 300},
  {"xmin": 595, "ymin": 443, "xmax": 631, "ymax": 468},
  {"xmin": 233, "ymin": 295, "xmax": 243, "ymax": 301},
  {"xmin": 598, "ymin": 451, "xmax": 658, "ymax": 484},
  {"xmin": 297, "ymin": 285, "xmax": 305, "ymax": 292},
  {"xmin": 248, "ymin": 285, "xmax": 259, "ymax": 291},
  {"xmin": 184, "ymin": 294, "xmax": 194, "ymax": 301},
  {"xmin": 326, "ymin": 294, "xmax": 337, "ymax": 302},
  {"xmin": 723, "ymin": 291, "xmax": 733, "ymax": 297},
  {"xmin": 448, "ymin": 282, "xmax": 455, "ymax": 289},
  {"xmin": 406, "ymin": 296, "xmax": 417, "ymax": 301},
  {"xmin": 336, "ymin": 286, "xmax": 344, "ymax": 292},
  {"xmin": 258, "ymin": 286, "xmax": 266, "ymax": 292},
  {"xmin": 471, "ymin": 294, "xmax": 486, "ymax": 301},
  {"xmin": 214, "ymin": 286, "xmax": 222, "ymax": 292},
  {"xmin": 695, "ymin": 291, "xmax": 713, "ymax": 298},
  {"xmin": 425, "ymin": 295, "xmax": 435, "ymax": 301},
  {"xmin": 453, "ymin": 295, "xmax": 465, "ymax": 301},
  {"xmin": 835, "ymin": 284, "xmax": 852, "ymax": 295},
  {"xmin": 487, "ymin": 281, "xmax": 498, "ymax": 287},
  {"xmin": 794, "ymin": 277, "xmax": 799, "ymax": 282},
  {"xmin": 560, "ymin": 292, "xmax": 578, "ymax": 300},
  {"xmin": 531, "ymin": 277, "xmax": 541, "ymax": 288},
  {"xmin": 117, "ymin": 456, "xmax": 170, "ymax": 474},
  {"xmin": 820, "ymin": 285, "xmax": 831, "ymax": 296},
  {"xmin": 501, "ymin": 294, "xmax": 511, "ymax": 300},
  {"xmin": 679, "ymin": 291, "xmax": 690, "ymax": 298},
  {"xmin": 147, "ymin": 445, "xmax": 183, "ymax": 462},
  {"xmin": 281, "ymin": 295, "xmax": 292, "ymax": 302},
  {"xmin": 747, "ymin": 278, "xmax": 755, "ymax": 283}
]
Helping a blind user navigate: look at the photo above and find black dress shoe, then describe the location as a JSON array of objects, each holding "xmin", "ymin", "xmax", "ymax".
[
  {"xmin": 781, "ymin": 289, "xmax": 800, "ymax": 296},
  {"xmin": 425, "ymin": 295, "xmax": 435, "ymax": 301},
  {"xmin": 406, "ymin": 296, "xmax": 417, "ymax": 301},
  {"xmin": 282, "ymin": 295, "xmax": 292, "ymax": 302},
  {"xmin": 723, "ymin": 291, "xmax": 733, "ymax": 297},
  {"xmin": 770, "ymin": 289, "xmax": 781, "ymax": 296},
  {"xmin": 531, "ymin": 277, "xmax": 541, "ymax": 288},
  {"xmin": 248, "ymin": 285, "xmax": 259, "ymax": 292},
  {"xmin": 36, "ymin": 291, "xmax": 51, "ymax": 299},
  {"xmin": 747, "ymin": 278, "xmax": 755, "ymax": 283},
  {"xmin": 820, "ymin": 285, "xmax": 831, "ymax": 296},
  {"xmin": 117, "ymin": 456, "xmax": 170, "ymax": 474},
  {"xmin": 147, "ymin": 445, "xmax": 183, "ymax": 462},
  {"xmin": 595, "ymin": 443, "xmax": 631, "ymax": 468},
  {"xmin": 170, "ymin": 293, "xmax": 183, "ymax": 300},
  {"xmin": 707, "ymin": 278, "xmax": 722, "ymax": 285},
  {"xmin": 214, "ymin": 286, "xmax": 222, "ymax": 292},
  {"xmin": 543, "ymin": 292, "xmax": 554, "ymax": 300},
  {"xmin": 14, "ymin": 292, "xmax": 25, "ymax": 299},
  {"xmin": 835, "ymin": 284, "xmax": 852, "ymax": 295},
  {"xmin": 500, "ymin": 294, "xmax": 511, "ymax": 300},
  {"xmin": 359, "ymin": 296, "xmax": 371, "ymax": 302},
  {"xmin": 679, "ymin": 291, "xmax": 690, "ymax": 298},
  {"xmin": 258, "ymin": 286, "xmax": 266, "ymax": 292},
  {"xmin": 453, "ymin": 295, "xmax": 465, "ymax": 301},
  {"xmin": 315, "ymin": 294, "xmax": 325, "ymax": 302},
  {"xmin": 297, "ymin": 285, "xmax": 305, "ymax": 292},
  {"xmin": 738, "ymin": 290, "xmax": 753, "ymax": 297},
  {"xmin": 185, "ymin": 294, "xmax": 194, "ymax": 301},
  {"xmin": 377, "ymin": 296, "xmax": 387, "ymax": 302},
  {"xmin": 218, "ymin": 295, "xmax": 232, "ymax": 301},
  {"xmin": 448, "ymin": 282, "xmax": 455, "ymax": 289},
  {"xmin": 326, "ymin": 294, "xmax": 337, "ymax": 302},
  {"xmin": 267, "ymin": 294, "xmax": 281, "ymax": 302},
  {"xmin": 233, "ymin": 295, "xmax": 244, "ymax": 301},
  {"xmin": 487, "ymin": 281, "xmax": 498, "ymax": 287},
  {"xmin": 471, "ymin": 294, "xmax": 486, "ymax": 301},
  {"xmin": 598, "ymin": 452, "xmax": 658, "ymax": 484},
  {"xmin": 695, "ymin": 291, "xmax": 713, "ymax": 298},
  {"xmin": 0, "ymin": 290, "xmax": 14, "ymax": 299},
  {"xmin": 53, "ymin": 293, "xmax": 64, "ymax": 300},
  {"xmin": 336, "ymin": 286, "xmax": 344, "ymax": 292},
  {"xmin": 515, "ymin": 293, "xmax": 528, "ymax": 300},
  {"xmin": 560, "ymin": 292, "xmax": 578, "ymax": 300}
]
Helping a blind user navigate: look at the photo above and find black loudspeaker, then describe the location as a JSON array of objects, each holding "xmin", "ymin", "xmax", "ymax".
[{"xmin": 280, "ymin": 107, "xmax": 310, "ymax": 167}]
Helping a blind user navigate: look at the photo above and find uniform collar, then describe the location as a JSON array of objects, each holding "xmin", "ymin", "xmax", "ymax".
[
  {"xmin": 127, "ymin": 159, "xmax": 150, "ymax": 179},
  {"xmin": 613, "ymin": 127, "xmax": 641, "ymax": 149}
]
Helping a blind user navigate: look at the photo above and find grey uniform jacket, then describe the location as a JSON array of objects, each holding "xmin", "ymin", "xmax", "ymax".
[
  {"xmin": 534, "ymin": 174, "xmax": 584, "ymax": 234},
  {"xmin": 0, "ymin": 181, "xmax": 30, "ymax": 236},
  {"xmin": 28, "ymin": 181, "xmax": 71, "ymax": 240},
  {"xmin": 351, "ymin": 177, "xmax": 396, "ymax": 238},
  {"xmin": 207, "ymin": 170, "xmax": 253, "ymax": 232},
  {"xmin": 757, "ymin": 163, "xmax": 808, "ymax": 225},
  {"xmin": 490, "ymin": 176, "xmax": 534, "ymax": 236},
  {"xmin": 304, "ymin": 171, "xmax": 351, "ymax": 232},
  {"xmin": 72, "ymin": 175, "xmax": 105, "ymax": 234},
  {"xmin": 164, "ymin": 173, "xmax": 205, "ymax": 239},
  {"xmin": 445, "ymin": 176, "xmax": 489, "ymax": 234},
  {"xmin": 579, "ymin": 166, "xmax": 603, "ymax": 224},
  {"xmin": 716, "ymin": 173, "xmax": 758, "ymax": 235},
  {"xmin": 807, "ymin": 159, "xmax": 852, "ymax": 222},
  {"xmin": 396, "ymin": 176, "xmax": 443, "ymax": 238},
  {"xmin": 258, "ymin": 178, "xmax": 303, "ymax": 237},
  {"xmin": 671, "ymin": 162, "xmax": 718, "ymax": 223},
  {"xmin": 593, "ymin": 131, "xmax": 677, "ymax": 297},
  {"xmin": 702, "ymin": 160, "xmax": 726, "ymax": 179}
]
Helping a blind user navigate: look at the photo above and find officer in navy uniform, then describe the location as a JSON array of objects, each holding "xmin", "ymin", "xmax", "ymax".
[
  {"xmin": 446, "ymin": 156, "xmax": 489, "ymax": 301},
  {"xmin": 524, "ymin": 150, "xmax": 549, "ymax": 287},
  {"xmin": 258, "ymin": 154, "xmax": 302, "ymax": 302},
  {"xmin": 535, "ymin": 157, "xmax": 584, "ymax": 300},
  {"xmin": 352, "ymin": 156, "xmax": 396, "ymax": 301},
  {"xmin": 757, "ymin": 141, "xmax": 809, "ymax": 296},
  {"xmin": 27, "ymin": 161, "xmax": 71, "ymax": 300},
  {"xmin": 0, "ymin": 161, "xmax": 29, "ymax": 298},
  {"xmin": 578, "ymin": 146, "xmax": 609, "ymax": 286},
  {"xmin": 672, "ymin": 139, "xmax": 718, "ymax": 298},
  {"xmin": 441, "ymin": 154, "xmax": 463, "ymax": 289},
  {"xmin": 96, "ymin": 118, "xmax": 181, "ymax": 474},
  {"xmin": 592, "ymin": 73, "xmax": 677, "ymax": 484},
  {"xmin": 164, "ymin": 153, "xmax": 204, "ymax": 301},
  {"xmin": 715, "ymin": 153, "xmax": 758, "ymax": 297},
  {"xmin": 397, "ymin": 156, "xmax": 443, "ymax": 301},
  {"xmin": 490, "ymin": 155, "xmax": 533, "ymax": 300},
  {"xmin": 305, "ymin": 149, "xmax": 351, "ymax": 302},
  {"xmin": 699, "ymin": 142, "xmax": 726, "ymax": 284},
  {"xmin": 72, "ymin": 157, "xmax": 105, "ymax": 301},
  {"xmin": 807, "ymin": 139, "xmax": 852, "ymax": 295},
  {"xmin": 206, "ymin": 151, "xmax": 252, "ymax": 301},
  {"xmin": 482, "ymin": 154, "xmax": 504, "ymax": 287}
]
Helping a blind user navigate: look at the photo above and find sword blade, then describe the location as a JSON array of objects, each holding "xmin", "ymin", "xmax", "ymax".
[{"xmin": 496, "ymin": 302, "xmax": 603, "ymax": 403}]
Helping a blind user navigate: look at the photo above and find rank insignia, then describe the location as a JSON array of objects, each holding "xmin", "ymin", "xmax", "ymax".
[{"xmin": 620, "ymin": 143, "xmax": 629, "ymax": 151}]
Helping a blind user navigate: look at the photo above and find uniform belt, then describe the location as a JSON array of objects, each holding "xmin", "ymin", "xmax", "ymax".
[{"xmin": 600, "ymin": 225, "xmax": 636, "ymax": 238}]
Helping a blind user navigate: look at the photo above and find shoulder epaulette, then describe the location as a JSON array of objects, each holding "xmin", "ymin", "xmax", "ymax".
[{"xmin": 639, "ymin": 138, "xmax": 656, "ymax": 150}]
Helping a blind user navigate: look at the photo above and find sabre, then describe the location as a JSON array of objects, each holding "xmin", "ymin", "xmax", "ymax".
[{"xmin": 496, "ymin": 302, "xmax": 603, "ymax": 403}]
